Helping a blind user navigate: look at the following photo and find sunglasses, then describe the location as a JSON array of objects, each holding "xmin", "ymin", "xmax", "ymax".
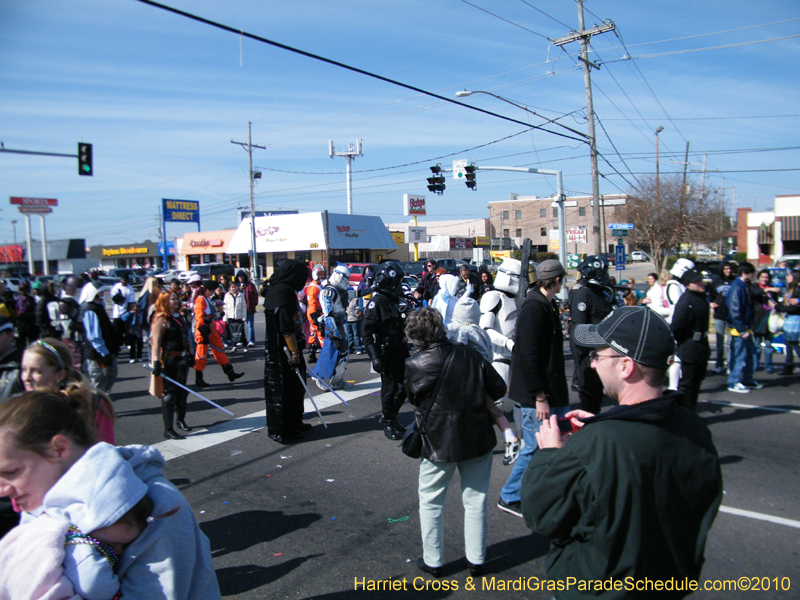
[{"xmin": 589, "ymin": 349, "xmax": 619, "ymax": 362}]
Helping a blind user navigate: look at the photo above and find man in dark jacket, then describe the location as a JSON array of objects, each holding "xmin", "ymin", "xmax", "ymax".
[
  {"xmin": 415, "ymin": 259, "xmax": 439, "ymax": 302},
  {"xmin": 522, "ymin": 307, "xmax": 722, "ymax": 598},
  {"xmin": 710, "ymin": 261, "xmax": 735, "ymax": 373},
  {"xmin": 670, "ymin": 269, "xmax": 711, "ymax": 410},
  {"xmin": 725, "ymin": 262, "xmax": 760, "ymax": 393},
  {"xmin": 237, "ymin": 270, "xmax": 259, "ymax": 348},
  {"xmin": 80, "ymin": 282, "xmax": 120, "ymax": 393},
  {"xmin": 498, "ymin": 260, "xmax": 568, "ymax": 518}
]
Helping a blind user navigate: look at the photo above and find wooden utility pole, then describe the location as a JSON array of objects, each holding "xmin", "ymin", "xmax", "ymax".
[{"xmin": 553, "ymin": 0, "xmax": 615, "ymax": 254}]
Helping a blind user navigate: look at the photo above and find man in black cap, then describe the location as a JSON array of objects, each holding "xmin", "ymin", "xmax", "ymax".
[
  {"xmin": 498, "ymin": 259, "xmax": 569, "ymax": 518},
  {"xmin": 670, "ymin": 269, "xmax": 711, "ymax": 410},
  {"xmin": 521, "ymin": 306, "xmax": 722, "ymax": 597}
]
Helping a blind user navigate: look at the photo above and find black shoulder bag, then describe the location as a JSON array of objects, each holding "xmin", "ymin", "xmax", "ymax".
[{"xmin": 401, "ymin": 347, "xmax": 455, "ymax": 458}]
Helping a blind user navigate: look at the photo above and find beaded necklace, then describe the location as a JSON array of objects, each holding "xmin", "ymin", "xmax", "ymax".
[{"xmin": 65, "ymin": 524, "xmax": 121, "ymax": 573}]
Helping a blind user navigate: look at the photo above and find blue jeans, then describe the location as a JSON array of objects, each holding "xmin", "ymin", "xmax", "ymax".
[
  {"xmin": 714, "ymin": 319, "xmax": 729, "ymax": 369},
  {"xmin": 246, "ymin": 311, "xmax": 256, "ymax": 344},
  {"xmin": 500, "ymin": 405, "xmax": 569, "ymax": 504},
  {"xmin": 344, "ymin": 321, "xmax": 362, "ymax": 353},
  {"xmin": 728, "ymin": 334, "xmax": 758, "ymax": 387}
]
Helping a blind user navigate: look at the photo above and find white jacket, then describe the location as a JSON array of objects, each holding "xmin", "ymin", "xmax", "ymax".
[
  {"xmin": 223, "ymin": 291, "xmax": 247, "ymax": 321},
  {"xmin": 645, "ymin": 283, "xmax": 673, "ymax": 321}
]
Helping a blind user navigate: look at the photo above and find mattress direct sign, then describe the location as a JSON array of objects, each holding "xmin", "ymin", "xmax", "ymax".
[{"xmin": 162, "ymin": 199, "xmax": 200, "ymax": 223}]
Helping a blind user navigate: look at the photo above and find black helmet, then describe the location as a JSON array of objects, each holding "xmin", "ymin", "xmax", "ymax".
[
  {"xmin": 577, "ymin": 255, "xmax": 610, "ymax": 287},
  {"xmin": 374, "ymin": 262, "xmax": 404, "ymax": 295}
]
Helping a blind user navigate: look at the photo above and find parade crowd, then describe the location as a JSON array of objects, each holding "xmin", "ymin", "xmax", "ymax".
[{"xmin": 0, "ymin": 252, "xmax": 766, "ymax": 598}]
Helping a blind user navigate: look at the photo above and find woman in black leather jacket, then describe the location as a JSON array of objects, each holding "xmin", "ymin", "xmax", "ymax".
[{"xmin": 404, "ymin": 308, "xmax": 506, "ymax": 579}]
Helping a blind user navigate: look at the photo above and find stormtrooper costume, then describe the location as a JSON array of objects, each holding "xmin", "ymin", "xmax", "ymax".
[
  {"xmin": 320, "ymin": 264, "xmax": 353, "ymax": 390},
  {"xmin": 665, "ymin": 258, "xmax": 695, "ymax": 389},
  {"xmin": 480, "ymin": 258, "xmax": 522, "ymax": 436}
]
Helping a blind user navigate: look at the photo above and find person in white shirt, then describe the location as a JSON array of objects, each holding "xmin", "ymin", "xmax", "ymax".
[{"xmin": 223, "ymin": 282, "xmax": 248, "ymax": 348}]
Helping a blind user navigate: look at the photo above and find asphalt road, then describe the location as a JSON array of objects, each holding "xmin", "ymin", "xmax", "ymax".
[{"xmin": 110, "ymin": 303, "xmax": 800, "ymax": 599}]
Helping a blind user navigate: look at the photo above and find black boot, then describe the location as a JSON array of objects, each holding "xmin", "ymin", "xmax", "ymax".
[
  {"xmin": 163, "ymin": 402, "xmax": 184, "ymax": 440},
  {"xmin": 222, "ymin": 362, "xmax": 244, "ymax": 382},
  {"xmin": 384, "ymin": 418, "xmax": 403, "ymax": 441},
  {"xmin": 194, "ymin": 369, "xmax": 210, "ymax": 388},
  {"xmin": 176, "ymin": 419, "xmax": 192, "ymax": 432},
  {"xmin": 307, "ymin": 344, "xmax": 318, "ymax": 364}
]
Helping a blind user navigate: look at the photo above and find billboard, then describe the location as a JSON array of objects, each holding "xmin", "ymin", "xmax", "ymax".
[{"xmin": 162, "ymin": 199, "xmax": 200, "ymax": 223}]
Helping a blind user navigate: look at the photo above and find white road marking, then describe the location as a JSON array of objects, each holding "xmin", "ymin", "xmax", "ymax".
[
  {"xmin": 155, "ymin": 377, "xmax": 381, "ymax": 461},
  {"xmin": 706, "ymin": 400, "xmax": 800, "ymax": 415},
  {"xmin": 719, "ymin": 506, "xmax": 800, "ymax": 529}
]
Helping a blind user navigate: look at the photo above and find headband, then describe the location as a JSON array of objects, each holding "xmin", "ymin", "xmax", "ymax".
[{"xmin": 33, "ymin": 340, "xmax": 65, "ymax": 370}]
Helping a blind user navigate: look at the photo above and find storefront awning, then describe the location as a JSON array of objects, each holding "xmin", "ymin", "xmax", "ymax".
[
  {"xmin": 757, "ymin": 222, "xmax": 774, "ymax": 244},
  {"xmin": 226, "ymin": 212, "xmax": 396, "ymax": 254},
  {"xmin": 780, "ymin": 216, "xmax": 800, "ymax": 241}
]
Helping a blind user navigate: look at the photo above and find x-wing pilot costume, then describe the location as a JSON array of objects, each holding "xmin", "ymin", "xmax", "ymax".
[
  {"xmin": 306, "ymin": 265, "xmax": 326, "ymax": 363},
  {"xmin": 361, "ymin": 263, "xmax": 409, "ymax": 441},
  {"xmin": 568, "ymin": 255, "xmax": 614, "ymax": 415},
  {"xmin": 319, "ymin": 264, "xmax": 353, "ymax": 390},
  {"xmin": 480, "ymin": 258, "xmax": 522, "ymax": 435}
]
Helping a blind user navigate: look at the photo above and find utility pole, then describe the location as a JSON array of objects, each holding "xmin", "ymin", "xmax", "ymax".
[
  {"xmin": 232, "ymin": 122, "xmax": 266, "ymax": 280},
  {"xmin": 553, "ymin": 0, "xmax": 615, "ymax": 255},
  {"xmin": 329, "ymin": 140, "xmax": 364, "ymax": 214}
]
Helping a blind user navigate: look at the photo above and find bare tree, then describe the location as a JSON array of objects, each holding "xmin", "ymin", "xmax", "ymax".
[{"xmin": 625, "ymin": 174, "xmax": 722, "ymax": 272}]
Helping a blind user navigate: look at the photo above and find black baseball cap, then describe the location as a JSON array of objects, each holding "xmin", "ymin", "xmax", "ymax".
[{"xmin": 572, "ymin": 306, "xmax": 676, "ymax": 369}]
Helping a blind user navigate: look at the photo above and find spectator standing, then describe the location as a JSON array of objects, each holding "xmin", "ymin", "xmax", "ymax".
[
  {"xmin": 15, "ymin": 281, "xmax": 38, "ymax": 348},
  {"xmin": 670, "ymin": 270, "xmax": 712, "ymax": 410},
  {"xmin": 80, "ymin": 282, "xmax": 119, "ymax": 394},
  {"xmin": 109, "ymin": 276, "xmax": 136, "ymax": 348},
  {"xmin": 642, "ymin": 270, "xmax": 673, "ymax": 320},
  {"xmin": 773, "ymin": 269, "xmax": 800, "ymax": 374},
  {"xmin": 522, "ymin": 306, "xmax": 722, "ymax": 595},
  {"xmin": 416, "ymin": 259, "xmax": 439, "ymax": 302},
  {"xmin": 122, "ymin": 302, "xmax": 144, "ymax": 363},
  {"xmin": 751, "ymin": 269, "xmax": 780, "ymax": 372},
  {"xmin": 404, "ymin": 308, "xmax": 507, "ymax": 578},
  {"xmin": 455, "ymin": 264, "xmax": 481, "ymax": 301},
  {"xmin": 726, "ymin": 262, "xmax": 761, "ymax": 393},
  {"xmin": 35, "ymin": 280, "xmax": 62, "ymax": 339},
  {"xmin": 710, "ymin": 262, "xmax": 736, "ymax": 374},
  {"xmin": 59, "ymin": 275, "xmax": 85, "ymax": 369},
  {"xmin": 345, "ymin": 293, "xmax": 364, "ymax": 355},
  {"xmin": 498, "ymin": 260, "xmax": 569, "ymax": 518},
  {"xmin": 479, "ymin": 269, "xmax": 494, "ymax": 294},
  {"xmin": 224, "ymin": 282, "xmax": 248, "ymax": 348},
  {"xmin": 0, "ymin": 316, "xmax": 23, "ymax": 402},
  {"xmin": 237, "ymin": 270, "xmax": 259, "ymax": 348}
]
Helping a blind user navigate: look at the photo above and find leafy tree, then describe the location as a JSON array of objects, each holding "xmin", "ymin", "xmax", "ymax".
[{"xmin": 624, "ymin": 174, "xmax": 723, "ymax": 272}]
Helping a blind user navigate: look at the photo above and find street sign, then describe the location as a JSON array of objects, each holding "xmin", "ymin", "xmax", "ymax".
[
  {"xmin": 615, "ymin": 245, "xmax": 626, "ymax": 270},
  {"xmin": 612, "ymin": 229, "xmax": 628, "ymax": 237},
  {"xmin": 608, "ymin": 223, "xmax": 633, "ymax": 229},
  {"xmin": 452, "ymin": 159, "xmax": 467, "ymax": 181}
]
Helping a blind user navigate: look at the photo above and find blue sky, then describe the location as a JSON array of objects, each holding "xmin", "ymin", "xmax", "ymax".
[{"xmin": 1, "ymin": 0, "xmax": 798, "ymax": 247}]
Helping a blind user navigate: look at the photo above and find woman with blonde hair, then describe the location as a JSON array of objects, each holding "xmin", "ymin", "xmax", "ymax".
[
  {"xmin": 150, "ymin": 291, "xmax": 194, "ymax": 439},
  {"xmin": 20, "ymin": 337, "xmax": 116, "ymax": 444}
]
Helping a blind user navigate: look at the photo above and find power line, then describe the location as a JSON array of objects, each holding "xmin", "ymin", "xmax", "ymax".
[
  {"xmin": 458, "ymin": 0, "xmax": 553, "ymax": 40},
  {"xmin": 517, "ymin": 0, "xmax": 572, "ymax": 30},
  {"xmin": 135, "ymin": 0, "xmax": 587, "ymax": 145}
]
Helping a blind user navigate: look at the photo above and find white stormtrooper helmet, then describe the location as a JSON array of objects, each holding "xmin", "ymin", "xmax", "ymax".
[
  {"xmin": 329, "ymin": 264, "xmax": 351, "ymax": 290},
  {"xmin": 493, "ymin": 258, "xmax": 523, "ymax": 295},
  {"xmin": 670, "ymin": 258, "xmax": 695, "ymax": 279}
]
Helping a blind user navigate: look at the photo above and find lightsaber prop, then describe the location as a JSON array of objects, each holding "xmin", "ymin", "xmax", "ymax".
[
  {"xmin": 143, "ymin": 364, "xmax": 234, "ymax": 416},
  {"xmin": 307, "ymin": 372, "xmax": 351, "ymax": 408},
  {"xmin": 284, "ymin": 348, "xmax": 328, "ymax": 428}
]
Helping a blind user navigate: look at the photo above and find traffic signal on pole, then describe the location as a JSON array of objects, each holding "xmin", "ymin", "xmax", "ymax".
[
  {"xmin": 427, "ymin": 164, "xmax": 445, "ymax": 194},
  {"xmin": 78, "ymin": 143, "xmax": 93, "ymax": 176},
  {"xmin": 464, "ymin": 164, "xmax": 476, "ymax": 190}
]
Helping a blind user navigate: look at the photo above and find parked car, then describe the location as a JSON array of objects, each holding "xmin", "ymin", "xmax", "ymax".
[
  {"xmin": 106, "ymin": 268, "xmax": 143, "ymax": 287},
  {"xmin": 185, "ymin": 262, "xmax": 236, "ymax": 281},
  {"xmin": 345, "ymin": 263, "xmax": 374, "ymax": 284},
  {"xmin": 774, "ymin": 255, "xmax": 800, "ymax": 270},
  {"xmin": 602, "ymin": 253, "xmax": 615, "ymax": 266},
  {"xmin": 155, "ymin": 269, "xmax": 184, "ymax": 283},
  {"xmin": 397, "ymin": 261, "xmax": 426, "ymax": 277},
  {"xmin": 630, "ymin": 251, "xmax": 646, "ymax": 262}
]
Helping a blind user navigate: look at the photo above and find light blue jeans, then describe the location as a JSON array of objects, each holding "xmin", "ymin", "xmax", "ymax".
[
  {"xmin": 500, "ymin": 405, "xmax": 569, "ymax": 504},
  {"xmin": 728, "ymin": 334, "xmax": 758, "ymax": 387},
  {"xmin": 418, "ymin": 452, "xmax": 492, "ymax": 567},
  {"xmin": 246, "ymin": 311, "xmax": 256, "ymax": 344}
]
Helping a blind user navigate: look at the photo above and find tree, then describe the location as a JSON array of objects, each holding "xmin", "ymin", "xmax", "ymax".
[{"xmin": 624, "ymin": 174, "xmax": 723, "ymax": 272}]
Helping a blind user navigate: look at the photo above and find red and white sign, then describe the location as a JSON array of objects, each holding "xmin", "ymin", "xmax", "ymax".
[
  {"xmin": 566, "ymin": 226, "xmax": 587, "ymax": 244},
  {"xmin": 403, "ymin": 194, "xmax": 426, "ymax": 216},
  {"xmin": 18, "ymin": 206, "xmax": 53, "ymax": 214},
  {"xmin": 10, "ymin": 197, "xmax": 58, "ymax": 207}
]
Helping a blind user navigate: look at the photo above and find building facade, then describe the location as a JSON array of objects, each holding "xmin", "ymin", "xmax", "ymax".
[
  {"xmin": 488, "ymin": 193, "xmax": 630, "ymax": 255},
  {"xmin": 739, "ymin": 194, "xmax": 800, "ymax": 264}
]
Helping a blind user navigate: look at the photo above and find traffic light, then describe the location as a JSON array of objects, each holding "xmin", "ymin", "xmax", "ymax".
[
  {"xmin": 464, "ymin": 164, "xmax": 476, "ymax": 190},
  {"xmin": 427, "ymin": 164, "xmax": 445, "ymax": 195},
  {"xmin": 78, "ymin": 142, "xmax": 93, "ymax": 176}
]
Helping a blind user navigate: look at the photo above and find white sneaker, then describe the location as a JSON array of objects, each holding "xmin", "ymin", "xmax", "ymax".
[
  {"xmin": 247, "ymin": 342, "xmax": 255, "ymax": 348},
  {"xmin": 743, "ymin": 381, "xmax": 763, "ymax": 390},
  {"xmin": 129, "ymin": 359, "xmax": 136, "ymax": 364},
  {"xmin": 728, "ymin": 382, "xmax": 750, "ymax": 394}
]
